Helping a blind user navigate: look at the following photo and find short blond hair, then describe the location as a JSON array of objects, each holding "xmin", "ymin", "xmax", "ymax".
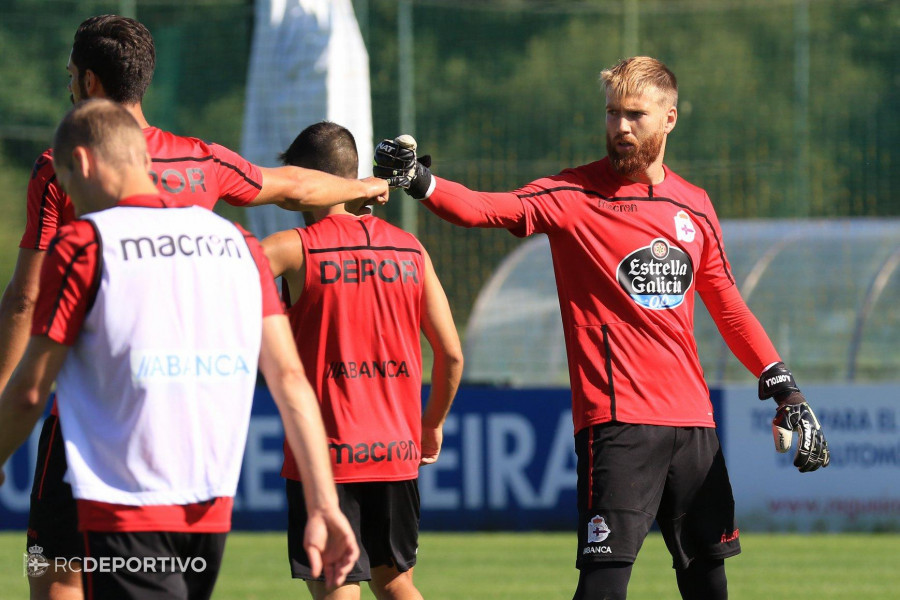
[
  {"xmin": 600, "ymin": 56, "xmax": 678, "ymax": 108},
  {"xmin": 52, "ymin": 98, "xmax": 147, "ymax": 171}
]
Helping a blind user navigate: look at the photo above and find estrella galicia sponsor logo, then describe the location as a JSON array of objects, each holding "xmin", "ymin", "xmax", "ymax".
[
  {"xmin": 325, "ymin": 360, "xmax": 410, "ymax": 379},
  {"xmin": 330, "ymin": 439, "xmax": 419, "ymax": 464},
  {"xmin": 131, "ymin": 350, "xmax": 254, "ymax": 381},
  {"xmin": 120, "ymin": 233, "xmax": 243, "ymax": 261},
  {"xmin": 617, "ymin": 238, "xmax": 693, "ymax": 310}
]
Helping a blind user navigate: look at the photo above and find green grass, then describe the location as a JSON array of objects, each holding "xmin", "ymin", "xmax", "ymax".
[{"xmin": 3, "ymin": 531, "xmax": 899, "ymax": 599}]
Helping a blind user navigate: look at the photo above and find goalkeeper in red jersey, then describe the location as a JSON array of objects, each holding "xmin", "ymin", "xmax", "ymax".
[{"xmin": 374, "ymin": 56, "xmax": 829, "ymax": 600}]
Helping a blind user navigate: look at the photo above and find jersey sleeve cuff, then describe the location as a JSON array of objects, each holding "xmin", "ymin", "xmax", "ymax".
[{"xmin": 421, "ymin": 176, "xmax": 437, "ymax": 200}]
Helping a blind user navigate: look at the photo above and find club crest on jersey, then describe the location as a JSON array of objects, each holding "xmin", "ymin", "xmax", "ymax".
[
  {"xmin": 674, "ymin": 210, "xmax": 696, "ymax": 243},
  {"xmin": 587, "ymin": 515, "xmax": 610, "ymax": 544},
  {"xmin": 617, "ymin": 238, "xmax": 694, "ymax": 310}
]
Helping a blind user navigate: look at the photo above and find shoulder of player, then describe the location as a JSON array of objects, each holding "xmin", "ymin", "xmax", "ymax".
[
  {"xmin": 365, "ymin": 215, "xmax": 424, "ymax": 249},
  {"xmin": 47, "ymin": 219, "xmax": 100, "ymax": 256},
  {"xmin": 560, "ymin": 158, "xmax": 605, "ymax": 179},
  {"xmin": 515, "ymin": 160, "xmax": 604, "ymax": 200},
  {"xmin": 660, "ymin": 164, "xmax": 709, "ymax": 198},
  {"xmin": 260, "ymin": 226, "xmax": 303, "ymax": 251},
  {"xmin": 29, "ymin": 148, "xmax": 57, "ymax": 182},
  {"xmin": 146, "ymin": 127, "xmax": 232, "ymax": 160}
]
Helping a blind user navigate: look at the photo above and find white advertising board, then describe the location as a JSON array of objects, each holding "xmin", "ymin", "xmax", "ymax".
[{"xmin": 721, "ymin": 384, "xmax": 900, "ymax": 531}]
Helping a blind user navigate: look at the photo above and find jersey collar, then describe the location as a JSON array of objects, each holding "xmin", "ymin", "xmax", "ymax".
[{"xmin": 117, "ymin": 194, "xmax": 180, "ymax": 209}]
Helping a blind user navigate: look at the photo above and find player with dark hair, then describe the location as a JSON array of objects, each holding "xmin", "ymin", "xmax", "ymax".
[
  {"xmin": 262, "ymin": 121, "xmax": 463, "ymax": 600},
  {"xmin": 0, "ymin": 14, "xmax": 386, "ymax": 600},
  {"xmin": 0, "ymin": 98, "xmax": 358, "ymax": 600},
  {"xmin": 69, "ymin": 15, "xmax": 155, "ymax": 105},
  {"xmin": 374, "ymin": 56, "xmax": 830, "ymax": 600}
]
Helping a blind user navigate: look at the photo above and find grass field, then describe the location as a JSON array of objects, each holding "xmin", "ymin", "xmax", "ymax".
[{"xmin": 2, "ymin": 530, "xmax": 899, "ymax": 599}]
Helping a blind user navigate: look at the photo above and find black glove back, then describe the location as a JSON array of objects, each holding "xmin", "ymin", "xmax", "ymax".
[
  {"xmin": 373, "ymin": 139, "xmax": 417, "ymax": 188},
  {"xmin": 772, "ymin": 401, "xmax": 831, "ymax": 472},
  {"xmin": 373, "ymin": 136, "xmax": 433, "ymax": 199}
]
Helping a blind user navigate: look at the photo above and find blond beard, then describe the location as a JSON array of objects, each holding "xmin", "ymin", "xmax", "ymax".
[{"xmin": 607, "ymin": 127, "xmax": 665, "ymax": 177}]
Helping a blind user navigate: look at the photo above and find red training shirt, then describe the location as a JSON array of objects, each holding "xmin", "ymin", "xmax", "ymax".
[
  {"xmin": 423, "ymin": 157, "xmax": 780, "ymax": 433},
  {"xmin": 21, "ymin": 127, "xmax": 263, "ymax": 251},
  {"xmin": 280, "ymin": 214, "xmax": 426, "ymax": 483}
]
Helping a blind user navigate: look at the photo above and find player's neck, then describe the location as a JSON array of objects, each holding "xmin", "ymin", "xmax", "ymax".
[
  {"xmin": 121, "ymin": 103, "xmax": 151, "ymax": 129},
  {"xmin": 627, "ymin": 164, "xmax": 665, "ymax": 186},
  {"xmin": 312, "ymin": 205, "xmax": 355, "ymax": 222},
  {"xmin": 119, "ymin": 171, "xmax": 161, "ymax": 200}
]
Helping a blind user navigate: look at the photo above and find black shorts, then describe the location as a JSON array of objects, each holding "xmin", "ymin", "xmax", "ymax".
[
  {"xmin": 286, "ymin": 478, "xmax": 420, "ymax": 582},
  {"xmin": 575, "ymin": 423, "xmax": 741, "ymax": 570},
  {"xmin": 27, "ymin": 413, "xmax": 84, "ymax": 561},
  {"xmin": 82, "ymin": 530, "xmax": 227, "ymax": 600}
]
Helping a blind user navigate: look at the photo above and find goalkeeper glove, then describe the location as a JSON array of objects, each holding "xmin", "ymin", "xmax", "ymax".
[
  {"xmin": 373, "ymin": 135, "xmax": 433, "ymax": 200},
  {"xmin": 758, "ymin": 362, "xmax": 831, "ymax": 473}
]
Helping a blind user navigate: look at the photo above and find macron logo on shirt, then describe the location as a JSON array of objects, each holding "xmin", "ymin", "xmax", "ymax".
[{"xmin": 119, "ymin": 233, "xmax": 244, "ymax": 261}]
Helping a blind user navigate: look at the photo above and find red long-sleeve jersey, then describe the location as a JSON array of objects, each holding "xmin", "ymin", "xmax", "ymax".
[{"xmin": 424, "ymin": 157, "xmax": 779, "ymax": 432}]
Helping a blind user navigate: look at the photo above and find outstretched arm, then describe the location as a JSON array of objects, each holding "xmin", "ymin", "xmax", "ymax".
[
  {"xmin": 0, "ymin": 248, "xmax": 45, "ymax": 395},
  {"xmin": 252, "ymin": 166, "xmax": 389, "ymax": 211},
  {"xmin": 418, "ymin": 250, "xmax": 464, "ymax": 465},
  {"xmin": 259, "ymin": 314, "xmax": 358, "ymax": 587},
  {"xmin": 373, "ymin": 136, "xmax": 526, "ymax": 229},
  {"xmin": 422, "ymin": 177, "xmax": 528, "ymax": 229}
]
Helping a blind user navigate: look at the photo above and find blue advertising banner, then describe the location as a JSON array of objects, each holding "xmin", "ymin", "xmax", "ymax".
[
  {"xmin": 418, "ymin": 387, "xmax": 576, "ymax": 531},
  {"xmin": 1, "ymin": 386, "xmax": 723, "ymax": 532}
]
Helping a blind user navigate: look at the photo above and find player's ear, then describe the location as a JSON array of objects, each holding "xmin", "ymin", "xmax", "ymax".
[
  {"xmin": 83, "ymin": 69, "xmax": 105, "ymax": 98},
  {"xmin": 72, "ymin": 146, "xmax": 93, "ymax": 179},
  {"xmin": 664, "ymin": 106, "xmax": 677, "ymax": 134}
]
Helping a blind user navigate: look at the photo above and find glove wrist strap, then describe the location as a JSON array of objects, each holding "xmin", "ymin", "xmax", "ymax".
[
  {"xmin": 418, "ymin": 174, "xmax": 437, "ymax": 200},
  {"xmin": 407, "ymin": 164, "xmax": 434, "ymax": 200},
  {"xmin": 758, "ymin": 361, "xmax": 801, "ymax": 401}
]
